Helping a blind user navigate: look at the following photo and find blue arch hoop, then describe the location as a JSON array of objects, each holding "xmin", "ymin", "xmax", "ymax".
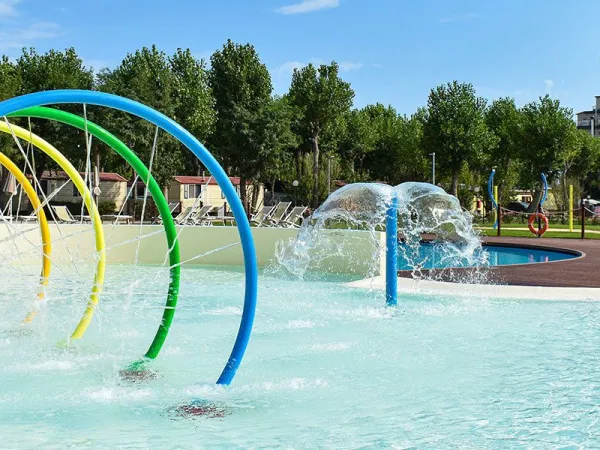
[
  {"xmin": 0, "ymin": 90, "xmax": 258, "ymax": 386},
  {"xmin": 540, "ymin": 172, "xmax": 548, "ymax": 207},
  {"xmin": 487, "ymin": 168, "xmax": 498, "ymax": 229}
]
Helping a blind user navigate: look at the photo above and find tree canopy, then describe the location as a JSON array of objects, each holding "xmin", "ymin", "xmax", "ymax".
[{"xmin": 0, "ymin": 43, "xmax": 597, "ymax": 214}]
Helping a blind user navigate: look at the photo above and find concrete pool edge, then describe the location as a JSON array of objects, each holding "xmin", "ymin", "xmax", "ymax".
[{"xmin": 346, "ymin": 276, "xmax": 600, "ymax": 301}]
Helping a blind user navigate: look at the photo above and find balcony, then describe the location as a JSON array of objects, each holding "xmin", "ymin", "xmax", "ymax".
[{"xmin": 578, "ymin": 119, "xmax": 594, "ymax": 127}]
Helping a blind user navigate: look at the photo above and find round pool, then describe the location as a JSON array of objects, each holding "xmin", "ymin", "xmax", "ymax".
[{"xmin": 397, "ymin": 243, "xmax": 580, "ymax": 271}]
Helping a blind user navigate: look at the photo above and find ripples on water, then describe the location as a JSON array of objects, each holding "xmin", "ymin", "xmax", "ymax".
[{"xmin": 0, "ymin": 264, "xmax": 599, "ymax": 448}]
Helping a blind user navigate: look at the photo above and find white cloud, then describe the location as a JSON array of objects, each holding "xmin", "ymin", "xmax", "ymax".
[
  {"xmin": 0, "ymin": 22, "xmax": 61, "ymax": 51},
  {"xmin": 339, "ymin": 61, "xmax": 363, "ymax": 72},
  {"xmin": 544, "ymin": 79, "xmax": 554, "ymax": 92},
  {"xmin": 276, "ymin": 0, "xmax": 339, "ymax": 15},
  {"xmin": 83, "ymin": 59, "xmax": 109, "ymax": 72},
  {"xmin": 276, "ymin": 59, "xmax": 363, "ymax": 76},
  {"xmin": 0, "ymin": 0, "xmax": 20, "ymax": 17},
  {"xmin": 277, "ymin": 60, "xmax": 305, "ymax": 76},
  {"xmin": 438, "ymin": 12, "xmax": 478, "ymax": 23},
  {"xmin": 373, "ymin": 63, "xmax": 383, "ymax": 69}
]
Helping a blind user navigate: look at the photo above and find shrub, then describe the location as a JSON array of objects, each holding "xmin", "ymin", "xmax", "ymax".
[{"xmin": 98, "ymin": 201, "xmax": 117, "ymax": 216}]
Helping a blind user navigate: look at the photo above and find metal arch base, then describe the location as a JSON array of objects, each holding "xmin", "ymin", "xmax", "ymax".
[{"xmin": 0, "ymin": 89, "xmax": 258, "ymax": 386}]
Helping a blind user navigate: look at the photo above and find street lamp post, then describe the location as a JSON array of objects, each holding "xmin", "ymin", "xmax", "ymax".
[
  {"xmin": 292, "ymin": 180, "xmax": 299, "ymax": 206},
  {"xmin": 429, "ymin": 152, "xmax": 436, "ymax": 185}
]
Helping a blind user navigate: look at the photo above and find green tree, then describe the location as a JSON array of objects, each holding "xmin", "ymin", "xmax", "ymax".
[
  {"xmin": 362, "ymin": 104, "xmax": 426, "ymax": 184},
  {"xmin": 337, "ymin": 108, "xmax": 376, "ymax": 181},
  {"xmin": 563, "ymin": 129, "xmax": 600, "ymax": 206},
  {"xmin": 485, "ymin": 97, "xmax": 522, "ymax": 203},
  {"xmin": 259, "ymin": 96, "xmax": 299, "ymax": 205},
  {"xmin": 0, "ymin": 56, "xmax": 21, "ymax": 161},
  {"xmin": 288, "ymin": 62, "xmax": 354, "ymax": 207},
  {"xmin": 208, "ymin": 40, "xmax": 273, "ymax": 213},
  {"xmin": 0, "ymin": 56, "xmax": 21, "ymax": 102},
  {"xmin": 169, "ymin": 48, "xmax": 215, "ymax": 175},
  {"xmin": 14, "ymin": 48, "xmax": 94, "ymax": 178},
  {"xmin": 422, "ymin": 81, "xmax": 496, "ymax": 196},
  {"xmin": 97, "ymin": 45, "xmax": 181, "ymax": 188},
  {"xmin": 518, "ymin": 95, "xmax": 578, "ymax": 210}
]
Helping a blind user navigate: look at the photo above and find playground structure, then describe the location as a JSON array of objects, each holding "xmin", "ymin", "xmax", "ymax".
[
  {"xmin": 8, "ymin": 107, "xmax": 181, "ymax": 361},
  {"xmin": 0, "ymin": 90, "xmax": 258, "ymax": 386},
  {"xmin": 488, "ymin": 169, "xmax": 560, "ymax": 237}
]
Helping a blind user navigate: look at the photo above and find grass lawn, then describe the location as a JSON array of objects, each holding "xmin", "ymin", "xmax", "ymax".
[{"xmin": 478, "ymin": 228, "xmax": 600, "ymax": 239}]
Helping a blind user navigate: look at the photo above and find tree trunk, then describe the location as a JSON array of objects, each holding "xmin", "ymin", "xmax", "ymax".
[
  {"xmin": 295, "ymin": 149, "xmax": 300, "ymax": 180},
  {"xmin": 251, "ymin": 181, "xmax": 260, "ymax": 211},
  {"xmin": 451, "ymin": 171, "xmax": 459, "ymax": 197},
  {"xmin": 311, "ymin": 134, "xmax": 320, "ymax": 208},
  {"xmin": 240, "ymin": 176, "xmax": 249, "ymax": 217},
  {"xmin": 271, "ymin": 177, "xmax": 276, "ymax": 204},
  {"xmin": 526, "ymin": 189, "xmax": 543, "ymax": 213}
]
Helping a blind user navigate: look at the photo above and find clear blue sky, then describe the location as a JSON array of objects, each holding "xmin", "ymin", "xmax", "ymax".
[{"xmin": 0, "ymin": 0, "xmax": 597, "ymax": 116}]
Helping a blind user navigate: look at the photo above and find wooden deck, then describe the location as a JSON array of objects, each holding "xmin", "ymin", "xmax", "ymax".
[{"xmin": 398, "ymin": 237, "xmax": 600, "ymax": 288}]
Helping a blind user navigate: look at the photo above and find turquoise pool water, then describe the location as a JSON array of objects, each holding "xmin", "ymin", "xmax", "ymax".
[
  {"xmin": 0, "ymin": 264, "xmax": 598, "ymax": 448},
  {"xmin": 398, "ymin": 243, "xmax": 579, "ymax": 270}
]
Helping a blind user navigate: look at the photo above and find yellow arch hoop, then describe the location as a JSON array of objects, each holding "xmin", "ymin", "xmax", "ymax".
[
  {"xmin": 0, "ymin": 121, "xmax": 105, "ymax": 341},
  {"xmin": 0, "ymin": 151, "xmax": 51, "ymax": 322}
]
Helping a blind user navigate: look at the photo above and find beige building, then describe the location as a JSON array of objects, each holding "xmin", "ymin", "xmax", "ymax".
[
  {"xmin": 576, "ymin": 96, "xmax": 600, "ymax": 137},
  {"xmin": 17, "ymin": 170, "xmax": 128, "ymax": 212},
  {"xmin": 166, "ymin": 176, "xmax": 264, "ymax": 212}
]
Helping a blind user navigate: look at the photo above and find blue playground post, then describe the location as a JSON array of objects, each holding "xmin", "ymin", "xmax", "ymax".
[
  {"xmin": 385, "ymin": 194, "xmax": 398, "ymax": 306},
  {"xmin": 487, "ymin": 168, "xmax": 498, "ymax": 229},
  {"xmin": 540, "ymin": 173, "xmax": 548, "ymax": 207}
]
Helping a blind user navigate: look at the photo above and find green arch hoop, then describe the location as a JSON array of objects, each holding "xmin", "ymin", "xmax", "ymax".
[{"xmin": 9, "ymin": 106, "xmax": 180, "ymax": 361}]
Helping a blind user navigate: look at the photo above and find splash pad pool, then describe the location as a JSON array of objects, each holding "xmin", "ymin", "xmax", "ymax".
[
  {"xmin": 0, "ymin": 91, "xmax": 598, "ymax": 448},
  {"xmin": 2, "ymin": 264, "xmax": 600, "ymax": 447}
]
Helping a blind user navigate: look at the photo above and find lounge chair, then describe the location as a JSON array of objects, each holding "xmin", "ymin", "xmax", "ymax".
[
  {"xmin": 280, "ymin": 206, "xmax": 308, "ymax": 228},
  {"xmin": 173, "ymin": 206, "xmax": 195, "ymax": 225},
  {"xmin": 250, "ymin": 205, "xmax": 275, "ymax": 226},
  {"xmin": 264, "ymin": 202, "xmax": 291, "ymax": 227},
  {"xmin": 19, "ymin": 210, "xmax": 41, "ymax": 222},
  {"xmin": 51, "ymin": 205, "xmax": 77, "ymax": 224},
  {"xmin": 189, "ymin": 205, "xmax": 215, "ymax": 225},
  {"xmin": 203, "ymin": 204, "xmax": 234, "ymax": 226},
  {"xmin": 153, "ymin": 202, "xmax": 180, "ymax": 224},
  {"xmin": 101, "ymin": 214, "xmax": 133, "ymax": 224}
]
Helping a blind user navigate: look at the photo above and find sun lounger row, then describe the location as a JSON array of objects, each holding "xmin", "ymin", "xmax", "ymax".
[
  {"xmin": 1, "ymin": 202, "xmax": 307, "ymax": 228},
  {"xmin": 250, "ymin": 202, "xmax": 307, "ymax": 228}
]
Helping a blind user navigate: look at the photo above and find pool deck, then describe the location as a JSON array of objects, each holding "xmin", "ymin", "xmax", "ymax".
[{"xmin": 398, "ymin": 237, "xmax": 599, "ymax": 288}]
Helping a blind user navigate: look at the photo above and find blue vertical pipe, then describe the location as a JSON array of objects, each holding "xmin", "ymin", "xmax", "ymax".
[
  {"xmin": 487, "ymin": 169, "xmax": 498, "ymax": 229},
  {"xmin": 385, "ymin": 195, "xmax": 398, "ymax": 306},
  {"xmin": 540, "ymin": 172, "xmax": 548, "ymax": 207}
]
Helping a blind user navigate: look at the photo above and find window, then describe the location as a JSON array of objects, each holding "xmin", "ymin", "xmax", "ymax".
[
  {"xmin": 41, "ymin": 180, "xmax": 51, "ymax": 195},
  {"xmin": 72, "ymin": 182, "xmax": 81, "ymax": 198},
  {"xmin": 183, "ymin": 184, "xmax": 202, "ymax": 199},
  {"xmin": 221, "ymin": 184, "xmax": 241, "ymax": 199}
]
